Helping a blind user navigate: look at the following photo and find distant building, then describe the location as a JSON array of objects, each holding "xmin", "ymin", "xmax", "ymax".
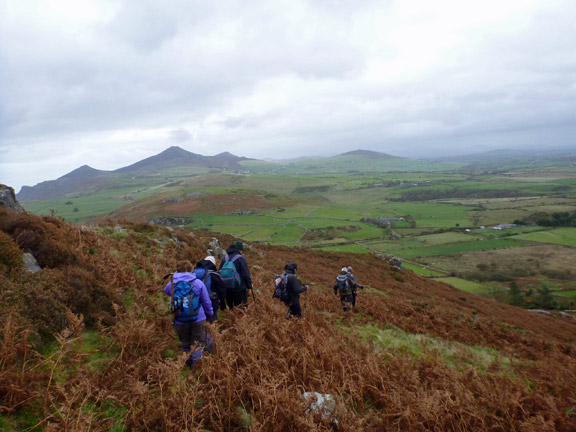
[{"xmin": 492, "ymin": 223, "xmax": 517, "ymax": 230}]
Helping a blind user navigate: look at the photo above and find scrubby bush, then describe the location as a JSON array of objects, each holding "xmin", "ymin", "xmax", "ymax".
[
  {"xmin": 1, "ymin": 213, "xmax": 78, "ymax": 268},
  {"xmin": 0, "ymin": 230, "xmax": 23, "ymax": 277}
]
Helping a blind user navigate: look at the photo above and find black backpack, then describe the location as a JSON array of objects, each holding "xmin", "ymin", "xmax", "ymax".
[
  {"xmin": 336, "ymin": 274, "xmax": 351, "ymax": 295},
  {"xmin": 273, "ymin": 273, "xmax": 290, "ymax": 302}
]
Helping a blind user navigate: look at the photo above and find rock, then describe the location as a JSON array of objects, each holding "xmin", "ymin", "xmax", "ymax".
[
  {"xmin": 0, "ymin": 184, "xmax": 25, "ymax": 212},
  {"xmin": 303, "ymin": 392, "xmax": 338, "ymax": 423},
  {"xmin": 147, "ymin": 217, "xmax": 194, "ymax": 226},
  {"xmin": 529, "ymin": 309, "xmax": 552, "ymax": 316},
  {"xmin": 22, "ymin": 253, "xmax": 41, "ymax": 273},
  {"xmin": 208, "ymin": 238, "xmax": 226, "ymax": 260}
]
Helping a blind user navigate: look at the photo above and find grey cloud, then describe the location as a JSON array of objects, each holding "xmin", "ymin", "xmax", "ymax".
[{"xmin": 169, "ymin": 128, "xmax": 192, "ymax": 142}]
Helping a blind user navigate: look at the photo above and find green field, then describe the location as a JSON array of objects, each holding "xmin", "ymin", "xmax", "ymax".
[
  {"xmin": 402, "ymin": 262, "xmax": 445, "ymax": 277},
  {"xmin": 372, "ymin": 239, "xmax": 523, "ymax": 259},
  {"xmin": 513, "ymin": 227, "xmax": 576, "ymax": 247},
  {"xmin": 21, "ymin": 152, "xmax": 576, "ymax": 298},
  {"xmin": 436, "ymin": 277, "xmax": 495, "ymax": 294}
]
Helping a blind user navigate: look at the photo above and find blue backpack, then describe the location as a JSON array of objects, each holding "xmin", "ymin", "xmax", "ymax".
[
  {"xmin": 220, "ymin": 255, "xmax": 242, "ymax": 291},
  {"xmin": 171, "ymin": 276, "xmax": 201, "ymax": 322}
]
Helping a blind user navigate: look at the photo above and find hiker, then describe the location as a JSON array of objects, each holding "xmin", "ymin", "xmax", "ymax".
[
  {"xmin": 333, "ymin": 267, "xmax": 361, "ymax": 312},
  {"xmin": 346, "ymin": 266, "xmax": 364, "ymax": 308},
  {"xmin": 194, "ymin": 256, "xmax": 226, "ymax": 324},
  {"xmin": 282, "ymin": 262, "xmax": 308, "ymax": 318},
  {"xmin": 164, "ymin": 260, "xmax": 214, "ymax": 368},
  {"xmin": 219, "ymin": 241, "xmax": 253, "ymax": 311}
]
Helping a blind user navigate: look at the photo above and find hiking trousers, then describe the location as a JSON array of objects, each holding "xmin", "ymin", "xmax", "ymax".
[
  {"xmin": 287, "ymin": 296, "xmax": 302, "ymax": 318},
  {"xmin": 225, "ymin": 289, "xmax": 246, "ymax": 309},
  {"xmin": 340, "ymin": 294, "xmax": 353, "ymax": 312},
  {"xmin": 174, "ymin": 321, "xmax": 207, "ymax": 351}
]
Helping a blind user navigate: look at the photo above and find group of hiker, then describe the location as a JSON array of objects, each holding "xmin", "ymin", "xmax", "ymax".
[{"xmin": 163, "ymin": 241, "xmax": 364, "ymax": 368}]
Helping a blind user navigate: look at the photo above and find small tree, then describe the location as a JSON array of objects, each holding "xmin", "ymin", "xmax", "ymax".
[
  {"xmin": 508, "ymin": 281, "xmax": 524, "ymax": 307},
  {"xmin": 533, "ymin": 284, "xmax": 557, "ymax": 310}
]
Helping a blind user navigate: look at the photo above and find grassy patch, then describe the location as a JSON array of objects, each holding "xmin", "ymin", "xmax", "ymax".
[
  {"xmin": 355, "ymin": 324, "xmax": 512, "ymax": 371},
  {"xmin": 402, "ymin": 262, "xmax": 444, "ymax": 277},
  {"xmin": 435, "ymin": 277, "xmax": 492, "ymax": 294},
  {"xmin": 318, "ymin": 243, "xmax": 370, "ymax": 253},
  {"xmin": 513, "ymin": 227, "xmax": 576, "ymax": 247},
  {"xmin": 388, "ymin": 239, "xmax": 523, "ymax": 259}
]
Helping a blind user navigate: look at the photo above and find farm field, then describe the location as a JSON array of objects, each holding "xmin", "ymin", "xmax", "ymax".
[
  {"xmin": 401, "ymin": 262, "xmax": 445, "ymax": 277},
  {"xmin": 21, "ymin": 155, "xmax": 576, "ymax": 298},
  {"xmin": 435, "ymin": 277, "xmax": 503, "ymax": 296},
  {"xmin": 512, "ymin": 227, "xmax": 576, "ymax": 247}
]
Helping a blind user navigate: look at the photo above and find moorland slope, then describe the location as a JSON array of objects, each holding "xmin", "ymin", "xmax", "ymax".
[{"xmin": 1, "ymin": 205, "xmax": 576, "ymax": 431}]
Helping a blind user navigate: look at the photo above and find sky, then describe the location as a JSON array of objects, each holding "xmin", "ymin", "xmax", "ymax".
[{"xmin": 1, "ymin": 0, "xmax": 576, "ymax": 192}]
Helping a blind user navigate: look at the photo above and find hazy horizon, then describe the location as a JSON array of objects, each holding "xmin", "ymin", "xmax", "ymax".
[{"xmin": 2, "ymin": 0, "xmax": 576, "ymax": 191}]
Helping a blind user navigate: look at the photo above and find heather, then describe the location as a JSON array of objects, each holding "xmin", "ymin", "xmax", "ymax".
[{"xmin": 1, "ymin": 208, "xmax": 575, "ymax": 431}]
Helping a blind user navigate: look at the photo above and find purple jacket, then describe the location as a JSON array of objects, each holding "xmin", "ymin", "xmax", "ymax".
[{"xmin": 164, "ymin": 272, "xmax": 214, "ymax": 324}]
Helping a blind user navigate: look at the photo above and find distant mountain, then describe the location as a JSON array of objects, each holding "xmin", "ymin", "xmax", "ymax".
[
  {"xmin": 338, "ymin": 149, "xmax": 403, "ymax": 159},
  {"xmin": 116, "ymin": 146, "xmax": 252, "ymax": 174},
  {"xmin": 17, "ymin": 146, "xmax": 252, "ymax": 201},
  {"xmin": 18, "ymin": 165, "xmax": 111, "ymax": 201}
]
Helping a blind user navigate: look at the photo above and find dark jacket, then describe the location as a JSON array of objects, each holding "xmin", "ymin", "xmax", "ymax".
[
  {"xmin": 333, "ymin": 273, "xmax": 358, "ymax": 296},
  {"xmin": 285, "ymin": 267, "xmax": 306, "ymax": 299},
  {"xmin": 219, "ymin": 245, "xmax": 253, "ymax": 290},
  {"xmin": 196, "ymin": 259, "xmax": 227, "ymax": 311}
]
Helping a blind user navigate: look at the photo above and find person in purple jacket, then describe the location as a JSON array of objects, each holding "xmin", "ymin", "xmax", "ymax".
[{"xmin": 164, "ymin": 260, "xmax": 214, "ymax": 368}]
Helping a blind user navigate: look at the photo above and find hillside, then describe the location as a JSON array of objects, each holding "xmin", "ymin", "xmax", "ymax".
[
  {"xmin": 340, "ymin": 149, "xmax": 402, "ymax": 159},
  {"xmin": 1, "ymin": 206, "xmax": 576, "ymax": 430},
  {"xmin": 16, "ymin": 146, "xmax": 252, "ymax": 201},
  {"xmin": 17, "ymin": 165, "xmax": 111, "ymax": 201}
]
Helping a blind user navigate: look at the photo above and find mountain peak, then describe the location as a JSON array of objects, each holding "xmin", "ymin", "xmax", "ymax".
[{"xmin": 339, "ymin": 149, "xmax": 401, "ymax": 159}]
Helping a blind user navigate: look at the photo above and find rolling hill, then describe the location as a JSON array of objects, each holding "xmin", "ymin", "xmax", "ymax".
[
  {"xmin": 1, "ymin": 204, "xmax": 576, "ymax": 430},
  {"xmin": 16, "ymin": 146, "xmax": 254, "ymax": 201}
]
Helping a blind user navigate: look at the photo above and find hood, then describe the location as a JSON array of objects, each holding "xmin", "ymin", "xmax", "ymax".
[{"xmin": 226, "ymin": 244, "xmax": 241, "ymax": 255}]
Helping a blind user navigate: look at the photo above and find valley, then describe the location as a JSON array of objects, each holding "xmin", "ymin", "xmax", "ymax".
[{"xmin": 20, "ymin": 148, "xmax": 576, "ymax": 307}]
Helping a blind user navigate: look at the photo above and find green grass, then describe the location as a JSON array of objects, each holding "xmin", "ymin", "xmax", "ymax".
[
  {"xmin": 554, "ymin": 290, "xmax": 576, "ymax": 298},
  {"xmin": 385, "ymin": 239, "xmax": 523, "ymax": 259},
  {"xmin": 354, "ymin": 324, "xmax": 512, "ymax": 371},
  {"xmin": 513, "ymin": 227, "xmax": 576, "ymax": 247},
  {"xmin": 415, "ymin": 231, "xmax": 476, "ymax": 245},
  {"xmin": 435, "ymin": 277, "xmax": 492, "ymax": 294},
  {"xmin": 402, "ymin": 262, "xmax": 444, "ymax": 277},
  {"xmin": 268, "ymin": 224, "xmax": 307, "ymax": 244},
  {"xmin": 318, "ymin": 244, "xmax": 371, "ymax": 253}
]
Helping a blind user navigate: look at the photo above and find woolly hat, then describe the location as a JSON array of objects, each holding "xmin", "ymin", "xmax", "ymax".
[
  {"xmin": 204, "ymin": 256, "xmax": 216, "ymax": 266},
  {"xmin": 285, "ymin": 262, "xmax": 298, "ymax": 271},
  {"xmin": 347, "ymin": 266, "xmax": 353, "ymax": 273},
  {"xmin": 341, "ymin": 267, "xmax": 348, "ymax": 273},
  {"xmin": 234, "ymin": 241, "xmax": 244, "ymax": 250}
]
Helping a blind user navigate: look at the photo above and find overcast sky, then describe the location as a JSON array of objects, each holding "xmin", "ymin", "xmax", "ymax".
[{"xmin": 1, "ymin": 0, "xmax": 576, "ymax": 192}]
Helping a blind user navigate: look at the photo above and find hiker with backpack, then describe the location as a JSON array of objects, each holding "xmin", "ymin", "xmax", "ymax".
[
  {"xmin": 274, "ymin": 263, "xmax": 308, "ymax": 318},
  {"xmin": 346, "ymin": 266, "xmax": 364, "ymax": 308},
  {"xmin": 164, "ymin": 260, "xmax": 214, "ymax": 368},
  {"xmin": 334, "ymin": 267, "xmax": 361, "ymax": 312},
  {"xmin": 194, "ymin": 256, "xmax": 226, "ymax": 324},
  {"xmin": 219, "ymin": 241, "xmax": 253, "ymax": 311}
]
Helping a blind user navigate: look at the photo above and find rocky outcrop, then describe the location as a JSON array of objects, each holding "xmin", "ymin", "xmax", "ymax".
[
  {"xmin": 208, "ymin": 238, "xmax": 226, "ymax": 260},
  {"xmin": 0, "ymin": 184, "xmax": 25, "ymax": 212},
  {"xmin": 22, "ymin": 253, "xmax": 42, "ymax": 273}
]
